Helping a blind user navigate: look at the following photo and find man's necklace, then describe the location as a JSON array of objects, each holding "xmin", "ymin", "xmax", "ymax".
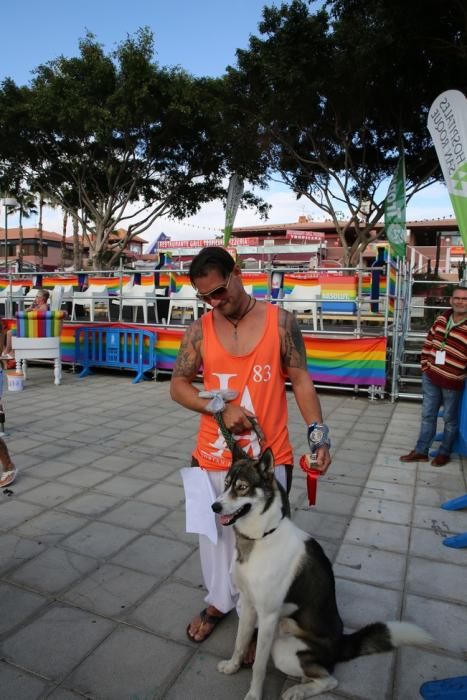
[{"xmin": 224, "ymin": 296, "xmax": 257, "ymax": 339}]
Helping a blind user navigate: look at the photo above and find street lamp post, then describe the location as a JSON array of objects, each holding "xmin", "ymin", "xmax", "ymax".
[{"xmin": 0, "ymin": 197, "xmax": 18, "ymax": 272}]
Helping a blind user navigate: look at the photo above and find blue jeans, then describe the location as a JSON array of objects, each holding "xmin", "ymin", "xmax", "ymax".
[{"xmin": 415, "ymin": 373, "xmax": 462, "ymax": 456}]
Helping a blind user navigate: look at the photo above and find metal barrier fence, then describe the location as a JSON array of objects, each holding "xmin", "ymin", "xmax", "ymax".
[
  {"xmin": 75, "ymin": 326, "xmax": 156, "ymax": 384},
  {"xmin": 2, "ymin": 261, "xmax": 444, "ymax": 401}
]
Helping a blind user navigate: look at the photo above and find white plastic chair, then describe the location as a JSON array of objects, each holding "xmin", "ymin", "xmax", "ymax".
[
  {"xmin": 50, "ymin": 286, "xmax": 64, "ymax": 311},
  {"xmin": 0, "ymin": 286, "xmax": 26, "ymax": 315},
  {"xmin": 282, "ymin": 285, "xmax": 323, "ymax": 330},
  {"xmin": 167, "ymin": 285, "xmax": 203, "ymax": 324},
  {"xmin": 12, "ymin": 311, "xmax": 65, "ymax": 385},
  {"xmin": 111, "ymin": 284, "xmax": 158, "ymax": 324},
  {"xmin": 71, "ymin": 285, "xmax": 110, "ymax": 322}
]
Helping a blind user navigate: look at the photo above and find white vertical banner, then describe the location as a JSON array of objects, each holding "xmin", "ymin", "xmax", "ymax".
[{"xmin": 428, "ymin": 90, "xmax": 467, "ymax": 252}]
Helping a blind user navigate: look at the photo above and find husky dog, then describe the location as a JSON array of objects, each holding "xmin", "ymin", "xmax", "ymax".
[{"xmin": 212, "ymin": 446, "xmax": 432, "ymax": 700}]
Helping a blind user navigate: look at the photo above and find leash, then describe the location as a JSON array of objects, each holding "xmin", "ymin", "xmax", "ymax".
[{"xmin": 213, "ymin": 412, "xmax": 264, "ymax": 458}]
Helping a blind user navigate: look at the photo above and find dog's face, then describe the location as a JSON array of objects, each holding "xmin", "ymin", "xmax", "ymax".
[{"xmin": 211, "ymin": 445, "xmax": 276, "ymax": 527}]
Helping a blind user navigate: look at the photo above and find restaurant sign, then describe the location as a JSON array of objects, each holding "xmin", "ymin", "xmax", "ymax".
[
  {"xmin": 286, "ymin": 230, "xmax": 325, "ymax": 242},
  {"xmin": 157, "ymin": 237, "xmax": 260, "ymax": 249}
]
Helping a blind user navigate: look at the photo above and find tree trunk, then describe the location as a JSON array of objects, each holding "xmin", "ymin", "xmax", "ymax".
[
  {"xmin": 72, "ymin": 212, "xmax": 82, "ymax": 270},
  {"xmin": 60, "ymin": 209, "xmax": 68, "ymax": 269},
  {"xmin": 38, "ymin": 194, "xmax": 44, "ymax": 269},
  {"xmin": 18, "ymin": 208, "xmax": 24, "ymax": 272}
]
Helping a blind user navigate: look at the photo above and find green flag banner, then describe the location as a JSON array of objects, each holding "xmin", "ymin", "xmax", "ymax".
[
  {"xmin": 428, "ymin": 90, "xmax": 467, "ymax": 253},
  {"xmin": 384, "ymin": 157, "xmax": 407, "ymax": 258},
  {"xmin": 223, "ymin": 174, "xmax": 244, "ymax": 246}
]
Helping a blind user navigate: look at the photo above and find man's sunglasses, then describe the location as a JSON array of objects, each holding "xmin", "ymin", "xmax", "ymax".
[{"xmin": 195, "ymin": 272, "xmax": 232, "ymax": 302}]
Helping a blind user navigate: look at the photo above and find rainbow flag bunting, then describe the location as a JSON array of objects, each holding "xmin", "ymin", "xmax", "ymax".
[
  {"xmin": 303, "ymin": 336, "xmax": 387, "ymax": 386},
  {"xmin": 42, "ymin": 276, "xmax": 79, "ymax": 289}
]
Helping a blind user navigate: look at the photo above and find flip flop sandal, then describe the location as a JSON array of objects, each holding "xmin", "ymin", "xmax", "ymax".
[
  {"xmin": 186, "ymin": 607, "xmax": 228, "ymax": 643},
  {"xmin": 0, "ymin": 466, "xmax": 17, "ymax": 489}
]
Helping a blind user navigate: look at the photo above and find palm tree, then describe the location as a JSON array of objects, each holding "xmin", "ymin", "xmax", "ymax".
[{"xmin": 14, "ymin": 191, "xmax": 37, "ymax": 272}]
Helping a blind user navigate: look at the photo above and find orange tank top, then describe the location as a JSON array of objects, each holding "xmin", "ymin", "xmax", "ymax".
[{"xmin": 193, "ymin": 304, "xmax": 293, "ymax": 470}]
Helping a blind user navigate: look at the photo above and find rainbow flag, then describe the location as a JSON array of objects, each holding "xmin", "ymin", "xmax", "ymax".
[
  {"xmin": 283, "ymin": 274, "xmax": 320, "ymax": 296},
  {"xmin": 169, "ymin": 273, "xmax": 192, "ymax": 292},
  {"xmin": 320, "ymin": 275, "xmax": 357, "ymax": 314},
  {"xmin": 361, "ymin": 274, "xmax": 388, "ymax": 296},
  {"xmin": 140, "ymin": 274, "xmax": 155, "ymax": 287},
  {"xmin": 241, "ymin": 272, "xmax": 268, "ymax": 298},
  {"xmin": 0, "ymin": 278, "xmax": 33, "ymax": 291},
  {"xmin": 42, "ymin": 276, "xmax": 79, "ymax": 289},
  {"xmin": 154, "ymin": 327, "xmax": 185, "ymax": 371},
  {"xmin": 87, "ymin": 276, "xmax": 132, "ymax": 294},
  {"xmin": 303, "ymin": 336, "xmax": 387, "ymax": 386},
  {"xmin": 158, "ymin": 272, "xmax": 171, "ymax": 288}
]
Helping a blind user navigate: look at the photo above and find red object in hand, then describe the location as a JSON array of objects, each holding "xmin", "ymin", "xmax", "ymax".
[{"xmin": 299, "ymin": 454, "xmax": 321, "ymax": 505}]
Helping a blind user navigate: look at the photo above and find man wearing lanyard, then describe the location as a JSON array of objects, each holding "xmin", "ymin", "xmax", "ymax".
[{"xmin": 400, "ymin": 286, "xmax": 467, "ymax": 466}]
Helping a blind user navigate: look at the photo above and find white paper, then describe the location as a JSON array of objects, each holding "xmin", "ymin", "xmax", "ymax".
[
  {"xmin": 435, "ymin": 350, "xmax": 446, "ymax": 365},
  {"xmin": 180, "ymin": 467, "xmax": 218, "ymax": 545}
]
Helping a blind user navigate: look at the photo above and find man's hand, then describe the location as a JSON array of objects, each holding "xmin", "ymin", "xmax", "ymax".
[
  {"xmin": 314, "ymin": 444, "xmax": 332, "ymax": 474},
  {"xmin": 222, "ymin": 404, "xmax": 255, "ymax": 434}
]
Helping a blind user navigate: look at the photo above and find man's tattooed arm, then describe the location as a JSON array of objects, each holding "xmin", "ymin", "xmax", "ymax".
[
  {"xmin": 172, "ymin": 319, "xmax": 203, "ymax": 379},
  {"xmin": 278, "ymin": 308, "xmax": 307, "ymax": 370}
]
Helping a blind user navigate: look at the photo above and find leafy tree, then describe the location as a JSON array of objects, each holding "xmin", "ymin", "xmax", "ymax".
[
  {"xmin": 227, "ymin": 0, "xmax": 467, "ymax": 264},
  {"xmin": 0, "ymin": 29, "xmax": 267, "ymax": 269}
]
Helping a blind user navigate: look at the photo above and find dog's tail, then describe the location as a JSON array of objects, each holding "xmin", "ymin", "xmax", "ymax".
[{"xmin": 338, "ymin": 621, "xmax": 432, "ymax": 662}]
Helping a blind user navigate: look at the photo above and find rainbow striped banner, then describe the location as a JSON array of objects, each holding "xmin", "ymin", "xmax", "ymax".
[
  {"xmin": 88, "ymin": 276, "xmax": 132, "ymax": 293},
  {"xmin": 0, "ymin": 278, "xmax": 33, "ymax": 290},
  {"xmin": 169, "ymin": 273, "xmax": 192, "ymax": 292},
  {"xmin": 153, "ymin": 326, "xmax": 185, "ymax": 371},
  {"xmin": 140, "ymin": 274, "xmax": 155, "ymax": 287},
  {"xmin": 241, "ymin": 272, "xmax": 268, "ymax": 298},
  {"xmin": 283, "ymin": 273, "xmax": 320, "ymax": 296},
  {"xmin": 303, "ymin": 336, "xmax": 387, "ymax": 386},
  {"xmin": 361, "ymin": 272, "xmax": 395, "ymax": 315},
  {"xmin": 361, "ymin": 274, "xmax": 388, "ymax": 296},
  {"xmin": 158, "ymin": 272, "xmax": 172, "ymax": 288},
  {"xmin": 42, "ymin": 276, "xmax": 79, "ymax": 289},
  {"xmin": 320, "ymin": 274, "xmax": 357, "ymax": 314},
  {"xmin": 9, "ymin": 321, "xmax": 386, "ymax": 387}
]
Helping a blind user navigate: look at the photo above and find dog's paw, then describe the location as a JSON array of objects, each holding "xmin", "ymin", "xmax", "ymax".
[
  {"xmin": 218, "ymin": 659, "xmax": 241, "ymax": 675},
  {"xmin": 282, "ymin": 676, "xmax": 338, "ymax": 700},
  {"xmin": 282, "ymin": 687, "xmax": 307, "ymax": 700},
  {"xmin": 244, "ymin": 692, "xmax": 261, "ymax": 700}
]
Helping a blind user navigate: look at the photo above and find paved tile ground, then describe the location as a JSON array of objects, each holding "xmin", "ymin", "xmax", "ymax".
[{"xmin": 0, "ymin": 366, "xmax": 466, "ymax": 700}]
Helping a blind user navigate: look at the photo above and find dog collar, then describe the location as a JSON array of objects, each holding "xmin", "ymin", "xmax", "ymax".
[{"xmin": 237, "ymin": 515, "xmax": 284, "ymax": 541}]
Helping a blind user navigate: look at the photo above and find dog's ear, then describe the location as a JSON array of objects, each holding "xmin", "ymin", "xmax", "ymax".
[
  {"xmin": 258, "ymin": 447, "xmax": 275, "ymax": 476},
  {"xmin": 231, "ymin": 441, "xmax": 245, "ymax": 464}
]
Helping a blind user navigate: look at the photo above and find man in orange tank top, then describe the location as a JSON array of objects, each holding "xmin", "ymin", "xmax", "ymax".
[{"xmin": 170, "ymin": 247, "xmax": 331, "ymax": 652}]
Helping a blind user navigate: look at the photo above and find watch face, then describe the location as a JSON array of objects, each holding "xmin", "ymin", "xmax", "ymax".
[{"xmin": 310, "ymin": 428, "xmax": 324, "ymax": 444}]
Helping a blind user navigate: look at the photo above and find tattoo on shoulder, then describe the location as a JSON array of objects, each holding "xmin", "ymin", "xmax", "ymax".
[
  {"xmin": 172, "ymin": 320, "xmax": 203, "ymax": 378},
  {"xmin": 280, "ymin": 309, "xmax": 307, "ymax": 369}
]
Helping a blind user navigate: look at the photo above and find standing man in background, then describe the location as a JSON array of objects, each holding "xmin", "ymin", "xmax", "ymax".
[{"xmin": 401, "ymin": 285, "xmax": 467, "ymax": 466}]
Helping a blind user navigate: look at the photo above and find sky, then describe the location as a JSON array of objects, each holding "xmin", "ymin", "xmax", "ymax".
[{"xmin": 0, "ymin": 0, "xmax": 455, "ymax": 249}]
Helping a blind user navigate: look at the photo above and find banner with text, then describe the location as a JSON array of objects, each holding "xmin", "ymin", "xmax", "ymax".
[
  {"xmin": 428, "ymin": 90, "xmax": 467, "ymax": 252},
  {"xmin": 384, "ymin": 157, "xmax": 406, "ymax": 258}
]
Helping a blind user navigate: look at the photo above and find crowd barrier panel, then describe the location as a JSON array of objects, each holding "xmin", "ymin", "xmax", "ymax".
[{"xmin": 75, "ymin": 326, "xmax": 156, "ymax": 384}]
